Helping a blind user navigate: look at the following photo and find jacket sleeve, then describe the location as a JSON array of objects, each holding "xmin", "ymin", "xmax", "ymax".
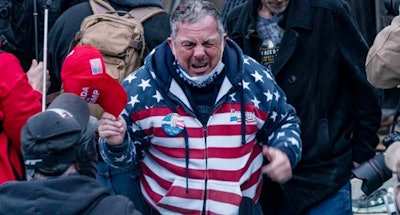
[
  {"xmin": 99, "ymin": 70, "xmax": 149, "ymax": 168},
  {"xmin": 337, "ymin": 2, "xmax": 381, "ymax": 163},
  {"xmin": 255, "ymin": 66, "xmax": 302, "ymax": 169},
  {"xmin": 0, "ymin": 53, "xmax": 42, "ymax": 149},
  {"xmin": 99, "ymin": 133, "xmax": 138, "ymax": 168},
  {"xmin": 99, "ymin": 112, "xmax": 149, "ymax": 168}
]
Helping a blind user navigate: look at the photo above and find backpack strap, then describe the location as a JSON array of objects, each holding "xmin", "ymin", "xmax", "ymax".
[{"xmin": 127, "ymin": 6, "xmax": 165, "ymax": 23}]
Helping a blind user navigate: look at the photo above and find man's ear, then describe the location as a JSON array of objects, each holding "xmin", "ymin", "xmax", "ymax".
[
  {"xmin": 222, "ymin": 33, "xmax": 227, "ymax": 46},
  {"xmin": 221, "ymin": 33, "xmax": 227, "ymax": 55},
  {"xmin": 167, "ymin": 37, "xmax": 175, "ymax": 56}
]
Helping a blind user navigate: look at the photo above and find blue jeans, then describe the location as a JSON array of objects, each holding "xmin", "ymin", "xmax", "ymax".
[
  {"xmin": 302, "ymin": 182, "xmax": 352, "ymax": 215},
  {"xmin": 265, "ymin": 181, "xmax": 353, "ymax": 215},
  {"xmin": 239, "ymin": 197, "xmax": 264, "ymax": 215},
  {"xmin": 96, "ymin": 161, "xmax": 151, "ymax": 214}
]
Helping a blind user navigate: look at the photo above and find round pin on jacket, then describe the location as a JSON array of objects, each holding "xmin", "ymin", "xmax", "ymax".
[{"xmin": 162, "ymin": 113, "xmax": 185, "ymax": 136}]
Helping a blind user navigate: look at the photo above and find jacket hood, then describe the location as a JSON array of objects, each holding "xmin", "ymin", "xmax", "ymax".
[
  {"xmin": 0, "ymin": 175, "xmax": 109, "ymax": 214},
  {"xmin": 108, "ymin": 0, "xmax": 163, "ymax": 8}
]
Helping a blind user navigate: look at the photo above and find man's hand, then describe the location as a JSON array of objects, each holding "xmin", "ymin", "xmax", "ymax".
[
  {"xmin": 26, "ymin": 59, "xmax": 50, "ymax": 93},
  {"xmin": 98, "ymin": 112, "xmax": 126, "ymax": 145},
  {"xmin": 261, "ymin": 145, "xmax": 292, "ymax": 184}
]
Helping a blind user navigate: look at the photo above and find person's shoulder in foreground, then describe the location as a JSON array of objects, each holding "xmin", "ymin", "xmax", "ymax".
[{"xmin": 0, "ymin": 93, "xmax": 141, "ymax": 215}]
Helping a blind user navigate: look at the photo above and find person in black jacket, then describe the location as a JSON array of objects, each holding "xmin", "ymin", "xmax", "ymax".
[
  {"xmin": 226, "ymin": 0, "xmax": 382, "ymax": 214},
  {"xmin": 0, "ymin": 93, "xmax": 141, "ymax": 215}
]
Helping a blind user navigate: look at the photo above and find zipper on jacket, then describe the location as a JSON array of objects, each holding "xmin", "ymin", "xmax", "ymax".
[{"xmin": 201, "ymin": 125, "xmax": 208, "ymax": 214}]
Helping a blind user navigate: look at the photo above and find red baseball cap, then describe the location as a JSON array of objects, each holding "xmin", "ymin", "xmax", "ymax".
[{"xmin": 61, "ymin": 45, "xmax": 127, "ymax": 117}]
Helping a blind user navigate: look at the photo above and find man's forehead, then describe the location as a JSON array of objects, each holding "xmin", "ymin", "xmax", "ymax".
[
  {"xmin": 174, "ymin": 29, "xmax": 221, "ymax": 43},
  {"xmin": 175, "ymin": 35, "xmax": 221, "ymax": 43}
]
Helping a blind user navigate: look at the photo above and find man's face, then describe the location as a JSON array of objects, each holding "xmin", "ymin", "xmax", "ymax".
[
  {"xmin": 260, "ymin": 0, "xmax": 290, "ymax": 15},
  {"xmin": 168, "ymin": 15, "xmax": 226, "ymax": 77}
]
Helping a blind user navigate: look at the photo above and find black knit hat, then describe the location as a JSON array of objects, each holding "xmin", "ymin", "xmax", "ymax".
[{"xmin": 21, "ymin": 93, "xmax": 98, "ymax": 176}]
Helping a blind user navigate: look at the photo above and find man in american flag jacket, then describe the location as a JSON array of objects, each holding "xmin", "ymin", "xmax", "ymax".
[{"xmin": 98, "ymin": 1, "xmax": 302, "ymax": 214}]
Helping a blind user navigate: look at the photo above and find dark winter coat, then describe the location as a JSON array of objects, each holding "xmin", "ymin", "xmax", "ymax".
[
  {"xmin": 226, "ymin": 0, "xmax": 382, "ymax": 213},
  {"xmin": 47, "ymin": 0, "xmax": 171, "ymax": 94},
  {"xmin": 0, "ymin": 175, "xmax": 142, "ymax": 215}
]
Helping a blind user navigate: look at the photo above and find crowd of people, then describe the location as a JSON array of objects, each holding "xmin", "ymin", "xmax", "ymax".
[{"xmin": 1, "ymin": 0, "xmax": 400, "ymax": 214}]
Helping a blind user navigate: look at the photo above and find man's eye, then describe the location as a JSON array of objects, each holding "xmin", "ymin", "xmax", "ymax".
[
  {"xmin": 203, "ymin": 43, "xmax": 215, "ymax": 48},
  {"xmin": 183, "ymin": 44, "xmax": 195, "ymax": 49}
]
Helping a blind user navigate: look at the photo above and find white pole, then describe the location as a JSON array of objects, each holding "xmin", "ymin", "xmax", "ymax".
[
  {"xmin": 33, "ymin": 0, "xmax": 39, "ymax": 59},
  {"xmin": 42, "ymin": 3, "xmax": 49, "ymax": 111}
]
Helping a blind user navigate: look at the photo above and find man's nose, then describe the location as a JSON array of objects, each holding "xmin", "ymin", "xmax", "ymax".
[{"xmin": 193, "ymin": 45, "xmax": 206, "ymax": 57}]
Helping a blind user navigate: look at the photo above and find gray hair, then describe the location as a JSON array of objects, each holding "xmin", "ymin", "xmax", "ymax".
[{"xmin": 170, "ymin": 0, "xmax": 225, "ymax": 41}]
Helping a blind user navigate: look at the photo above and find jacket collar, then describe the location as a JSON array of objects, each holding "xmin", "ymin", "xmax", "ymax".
[
  {"xmin": 279, "ymin": 0, "xmax": 312, "ymax": 31},
  {"xmin": 270, "ymin": 0, "xmax": 312, "ymax": 76}
]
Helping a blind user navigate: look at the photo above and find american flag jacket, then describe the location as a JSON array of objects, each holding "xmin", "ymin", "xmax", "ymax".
[{"xmin": 100, "ymin": 39, "xmax": 302, "ymax": 214}]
